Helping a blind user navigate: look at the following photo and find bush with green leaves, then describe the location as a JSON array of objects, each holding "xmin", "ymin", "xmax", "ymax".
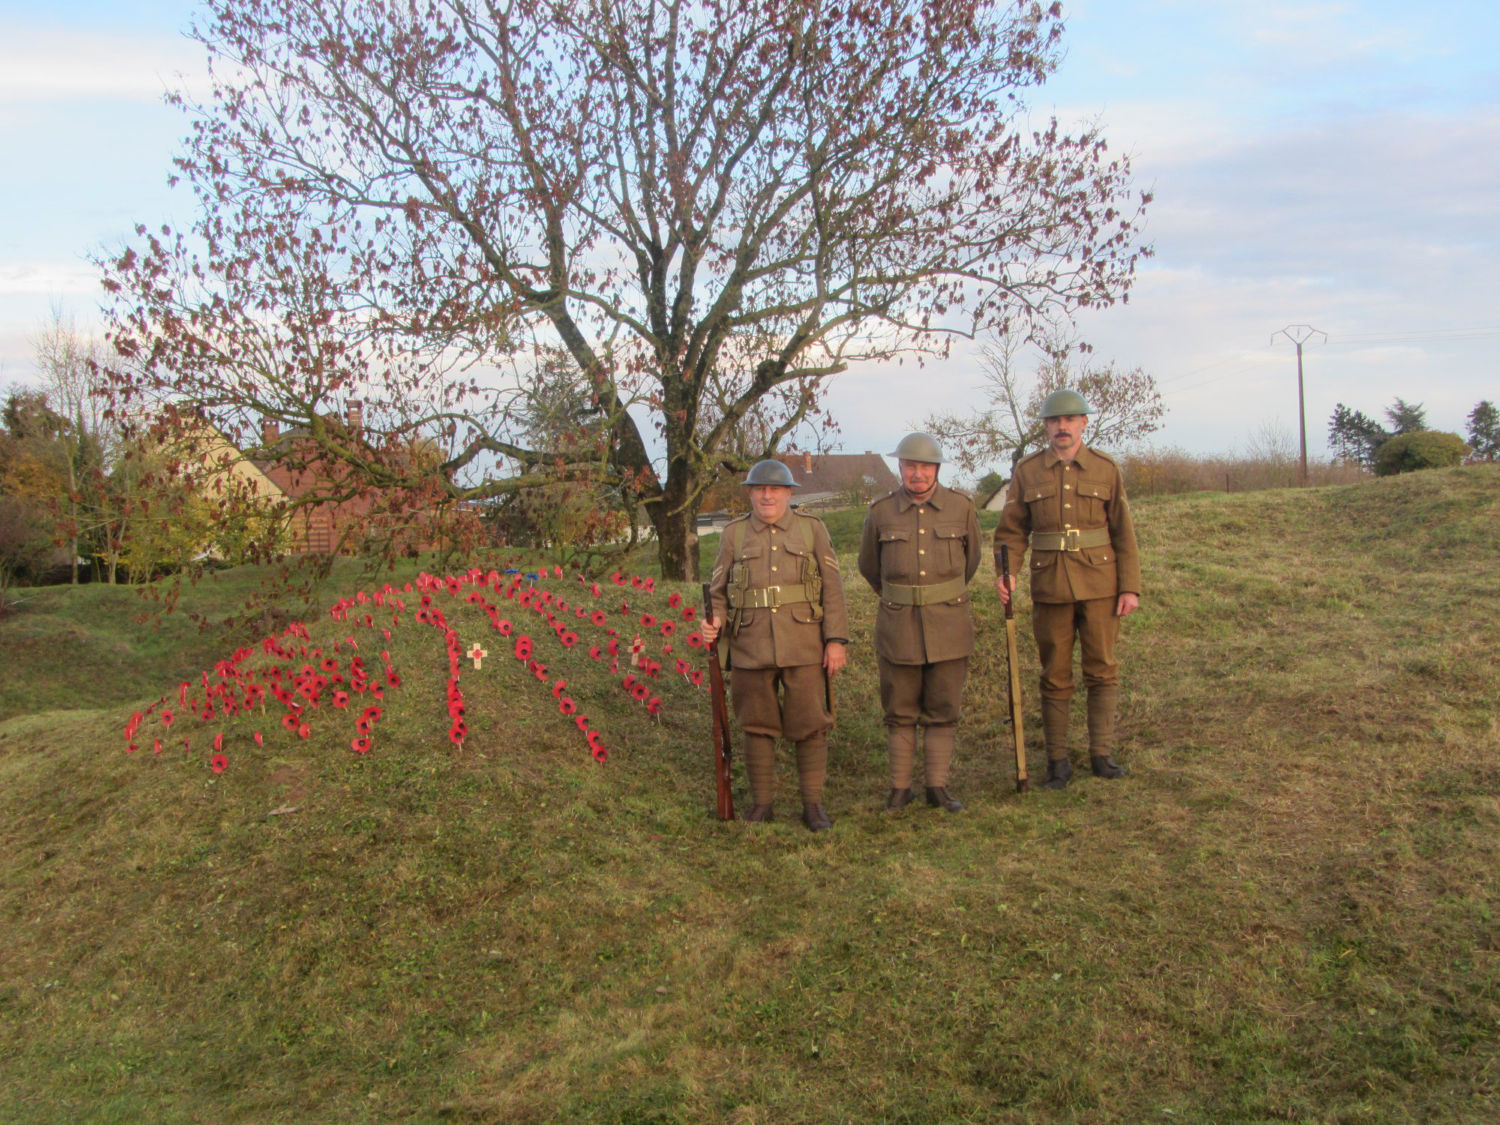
[{"xmin": 1374, "ymin": 430, "xmax": 1470, "ymax": 476}]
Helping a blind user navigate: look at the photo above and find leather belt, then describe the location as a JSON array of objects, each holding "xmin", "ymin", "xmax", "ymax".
[
  {"xmin": 733, "ymin": 583, "xmax": 816, "ymax": 609},
  {"xmin": 1029, "ymin": 528, "xmax": 1111, "ymax": 552},
  {"xmin": 880, "ymin": 575, "xmax": 968, "ymax": 606}
]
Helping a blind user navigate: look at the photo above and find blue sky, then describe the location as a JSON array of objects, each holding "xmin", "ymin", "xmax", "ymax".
[{"xmin": 2, "ymin": 0, "xmax": 1497, "ymax": 467}]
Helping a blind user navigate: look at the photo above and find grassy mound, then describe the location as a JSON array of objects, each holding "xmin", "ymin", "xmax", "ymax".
[{"xmin": 1, "ymin": 466, "xmax": 1497, "ymax": 1122}]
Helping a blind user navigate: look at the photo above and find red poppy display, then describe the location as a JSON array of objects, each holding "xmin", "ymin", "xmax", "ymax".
[{"xmin": 123, "ymin": 566, "xmax": 721, "ymax": 772}]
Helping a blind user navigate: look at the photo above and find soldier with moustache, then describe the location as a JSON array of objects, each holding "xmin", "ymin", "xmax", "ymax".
[
  {"xmin": 858, "ymin": 433, "xmax": 982, "ymax": 812},
  {"xmin": 994, "ymin": 390, "xmax": 1141, "ymax": 787},
  {"xmin": 702, "ymin": 460, "xmax": 849, "ymax": 831}
]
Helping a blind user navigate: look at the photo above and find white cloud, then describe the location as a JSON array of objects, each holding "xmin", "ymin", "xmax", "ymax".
[
  {"xmin": 0, "ymin": 259, "xmax": 101, "ymax": 299},
  {"xmin": 0, "ymin": 25, "xmax": 203, "ymax": 104}
]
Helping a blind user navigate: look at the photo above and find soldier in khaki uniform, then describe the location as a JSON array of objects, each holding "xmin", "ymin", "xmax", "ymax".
[
  {"xmin": 858, "ymin": 433, "xmax": 982, "ymax": 812},
  {"xmin": 994, "ymin": 389, "xmax": 1141, "ymax": 788},
  {"xmin": 703, "ymin": 461, "xmax": 849, "ymax": 831}
]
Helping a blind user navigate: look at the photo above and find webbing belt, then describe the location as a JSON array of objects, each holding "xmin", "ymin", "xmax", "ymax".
[
  {"xmin": 880, "ymin": 575, "xmax": 968, "ymax": 606},
  {"xmin": 732, "ymin": 583, "xmax": 817, "ymax": 609},
  {"xmin": 1030, "ymin": 528, "xmax": 1111, "ymax": 552}
]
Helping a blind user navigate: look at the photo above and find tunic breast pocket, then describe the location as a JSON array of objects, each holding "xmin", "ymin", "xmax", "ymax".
[
  {"xmin": 1024, "ymin": 481, "xmax": 1057, "ymax": 521},
  {"xmin": 1077, "ymin": 480, "xmax": 1113, "ymax": 523},
  {"xmin": 877, "ymin": 528, "xmax": 912, "ymax": 583},
  {"xmin": 934, "ymin": 524, "xmax": 967, "ymax": 571}
]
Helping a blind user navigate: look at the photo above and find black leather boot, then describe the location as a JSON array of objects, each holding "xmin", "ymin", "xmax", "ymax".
[
  {"xmin": 1091, "ymin": 755, "xmax": 1127, "ymax": 779},
  {"xmin": 924, "ymin": 786, "xmax": 963, "ymax": 812},
  {"xmin": 1042, "ymin": 757, "xmax": 1073, "ymax": 789},
  {"xmin": 885, "ymin": 787, "xmax": 915, "ymax": 810},
  {"xmin": 801, "ymin": 804, "xmax": 833, "ymax": 832}
]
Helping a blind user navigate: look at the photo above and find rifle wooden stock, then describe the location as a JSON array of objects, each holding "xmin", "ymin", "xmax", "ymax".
[
  {"xmin": 998, "ymin": 546, "xmax": 1030, "ymax": 793},
  {"xmin": 702, "ymin": 583, "xmax": 735, "ymax": 820}
]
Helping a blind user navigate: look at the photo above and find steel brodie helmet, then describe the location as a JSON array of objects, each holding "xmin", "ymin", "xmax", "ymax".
[
  {"xmin": 889, "ymin": 432, "xmax": 944, "ymax": 464},
  {"xmin": 743, "ymin": 459, "xmax": 799, "ymax": 488},
  {"xmin": 1038, "ymin": 389, "xmax": 1093, "ymax": 418}
]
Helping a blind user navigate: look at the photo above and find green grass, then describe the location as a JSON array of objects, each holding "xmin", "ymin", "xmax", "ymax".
[{"xmin": 1, "ymin": 465, "xmax": 1498, "ymax": 1122}]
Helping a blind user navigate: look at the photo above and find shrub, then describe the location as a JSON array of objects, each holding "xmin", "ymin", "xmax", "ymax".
[{"xmin": 1373, "ymin": 431, "xmax": 1470, "ymax": 476}]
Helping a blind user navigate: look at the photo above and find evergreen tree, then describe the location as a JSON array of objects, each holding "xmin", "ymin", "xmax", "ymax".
[
  {"xmin": 1467, "ymin": 400, "xmax": 1499, "ymax": 461},
  {"xmin": 1327, "ymin": 403, "xmax": 1388, "ymax": 468}
]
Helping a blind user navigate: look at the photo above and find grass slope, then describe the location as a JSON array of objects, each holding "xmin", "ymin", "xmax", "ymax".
[{"xmin": 1, "ymin": 466, "xmax": 1497, "ymax": 1123}]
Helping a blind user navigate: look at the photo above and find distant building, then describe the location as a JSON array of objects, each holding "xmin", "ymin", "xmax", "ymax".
[
  {"xmin": 978, "ymin": 484, "xmax": 1009, "ymax": 511},
  {"xmin": 775, "ymin": 449, "xmax": 899, "ymax": 508},
  {"xmin": 253, "ymin": 402, "xmax": 451, "ymax": 555}
]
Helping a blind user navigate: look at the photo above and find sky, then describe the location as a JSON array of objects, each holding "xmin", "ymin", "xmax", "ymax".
[{"xmin": 2, "ymin": 0, "xmax": 1497, "ymax": 472}]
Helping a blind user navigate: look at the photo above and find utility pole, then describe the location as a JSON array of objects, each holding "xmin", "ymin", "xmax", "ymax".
[{"xmin": 1272, "ymin": 324, "xmax": 1326, "ymax": 483}]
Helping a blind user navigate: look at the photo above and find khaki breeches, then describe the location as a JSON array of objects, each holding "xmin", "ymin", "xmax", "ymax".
[
  {"xmin": 730, "ymin": 664, "xmax": 831, "ymax": 741},
  {"xmin": 876, "ymin": 656, "xmax": 969, "ymax": 728}
]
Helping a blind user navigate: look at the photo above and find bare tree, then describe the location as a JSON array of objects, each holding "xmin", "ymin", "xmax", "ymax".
[
  {"xmin": 101, "ymin": 0, "xmax": 1150, "ymax": 579},
  {"xmin": 925, "ymin": 339, "xmax": 1165, "ymax": 474},
  {"xmin": 33, "ymin": 313, "xmax": 116, "ymax": 583}
]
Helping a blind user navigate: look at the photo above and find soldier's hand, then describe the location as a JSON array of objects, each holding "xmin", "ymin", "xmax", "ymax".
[
  {"xmin": 701, "ymin": 615, "xmax": 722, "ymax": 645},
  {"xmin": 823, "ymin": 641, "xmax": 846, "ymax": 678},
  {"xmin": 1116, "ymin": 593, "xmax": 1139, "ymax": 618},
  {"xmin": 994, "ymin": 574, "xmax": 1015, "ymax": 606}
]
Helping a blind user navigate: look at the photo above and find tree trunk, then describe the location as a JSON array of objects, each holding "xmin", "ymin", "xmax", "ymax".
[
  {"xmin": 649, "ymin": 459, "xmax": 702, "ymax": 582},
  {"xmin": 66, "ymin": 460, "xmax": 79, "ymax": 585},
  {"xmin": 651, "ymin": 497, "xmax": 701, "ymax": 581}
]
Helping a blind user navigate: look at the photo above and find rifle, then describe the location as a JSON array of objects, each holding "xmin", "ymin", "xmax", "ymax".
[
  {"xmin": 997, "ymin": 546, "xmax": 1030, "ymax": 793},
  {"xmin": 701, "ymin": 583, "xmax": 735, "ymax": 820}
]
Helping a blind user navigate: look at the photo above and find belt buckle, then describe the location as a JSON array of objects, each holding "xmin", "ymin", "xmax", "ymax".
[
  {"xmin": 764, "ymin": 586, "xmax": 782, "ymax": 608},
  {"xmin": 1064, "ymin": 528, "xmax": 1081, "ymax": 552}
]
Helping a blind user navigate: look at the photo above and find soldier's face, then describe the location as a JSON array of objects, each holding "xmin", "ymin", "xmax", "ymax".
[
  {"xmin": 748, "ymin": 485, "xmax": 792, "ymax": 523},
  {"xmin": 1045, "ymin": 414, "xmax": 1088, "ymax": 459},
  {"xmin": 899, "ymin": 458, "xmax": 939, "ymax": 501}
]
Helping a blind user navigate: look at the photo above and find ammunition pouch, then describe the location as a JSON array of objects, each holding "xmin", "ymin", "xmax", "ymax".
[{"xmin": 724, "ymin": 515, "xmax": 825, "ymax": 625}]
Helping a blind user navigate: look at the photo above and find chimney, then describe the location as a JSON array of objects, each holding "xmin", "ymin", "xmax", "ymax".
[
  {"xmin": 346, "ymin": 399, "xmax": 364, "ymax": 433},
  {"xmin": 261, "ymin": 418, "xmax": 279, "ymax": 446},
  {"xmin": 803, "ymin": 450, "xmax": 813, "ymax": 473}
]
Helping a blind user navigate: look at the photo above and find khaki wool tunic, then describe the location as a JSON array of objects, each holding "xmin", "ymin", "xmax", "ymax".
[
  {"xmin": 992, "ymin": 444, "xmax": 1141, "ymax": 603},
  {"xmin": 708, "ymin": 509, "xmax": 849, "ymax": 669},
  {"xmin": 857, "ymin": 483, "xmax": 982, "ymax": 665}
]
